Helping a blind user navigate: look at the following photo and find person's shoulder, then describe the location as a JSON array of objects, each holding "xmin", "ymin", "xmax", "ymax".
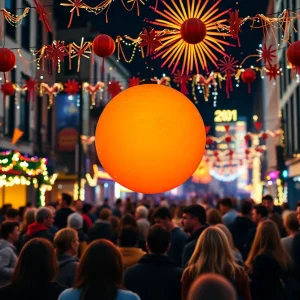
[
  {"xmin": 117, "ymin": 289, "xmax": 141, "ymax": 300},
  {"xmin": 58, "ymin": 288, "xmax": 81, "ymax": 300}
]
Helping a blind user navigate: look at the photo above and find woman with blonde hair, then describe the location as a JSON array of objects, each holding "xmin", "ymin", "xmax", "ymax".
[
  {"xmin": 181, "ymin": 226, "xmax": 251, "ymax": 300},
  {"xmin": 20, "ymin": 208, "xmax": 37, "ymax": 237},
  {"xmin": 245, "ymin": 220, "xmax": 295, "ymax": 300}
]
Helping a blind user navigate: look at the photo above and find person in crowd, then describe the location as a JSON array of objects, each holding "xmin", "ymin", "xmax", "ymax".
[
  {"xmin": 181, "ymin": 226, "xmax": 251, "ymax": 300},
  {"xmin": 118, "ymin": 225, "xmax": 146, "ymax": 269},
  {"xmin": 187, "ymin": 273, "xmax": 237, "ymax": 300},
  {"xmin": 292, "ymin": 231, "xmax": 300, "ymax": 282},
  {"xmin": 229, "ymin": 200, "xmax": 255, "ymax": 255},
  {"xmin": 58, "ymin": 239, "xmax": 140, "ymax": 300},
  {"xmin": 55, "ymin": 193, "xmax": 74, "ymax": 229},
  {"xmin": 73, "ymin": 200, "xmax": 83, "ymax": 214},
  {"xmin": 0, "ymin": 204, "xmax": 12, "ymax": 223},
  {"xmin": 296, "ymin": 202, "xmax": 300, "ymax": 225},
  {"xmin": 22, "ymin": 207, "xmax": 54, "ymax": 244},
  {"xmin": 282, "ymin": 212, "xmax": 299, "ymax": 257},
  {"xmin": 120, "ymin": 214, "xmax": 143, "ymax": 249},
  {"xmin": 67, "ymin": 213, "xmax": 89, "ymax": 257},
  {"xmin": 54, "ymin": 228, "xmax": 79, "ymax": 287},
  {"xmin": 153, "ymin": 206, "xmax": 188, "ymax": 267},
  {"xmin": 5, "ymin": 208, "xmax": 20, "ymax": 222},
  {"xmin": 207, "ymin": 208, "xmax": 223, "ymax": 225},
  {"xmin": 243, "ymin": 204, "xmax": 268, "ymax": 259},
  {"xmin": 111, "ymin": 216, "xmax": 120, "ymax": 244},
  {"xmin": 246, "ymin": 220, "xmax": 294, "ymax": 300},
  {"xmin": 171, "ymin": 205, "xmax": 184, "ymax": 227},
  {"xmin": 19, "ymin": 208, "xmax": 37, "ymax": 238},
  {"xmin": 216, "ymin": 224, "xmax": 243, "ymax": 265},
  {"xmin": 46, "ymin": 206, "xmax": 59, "ymax": 236},
  {"xmin": 270, "ymin": 213, "xmax": 287, "ymax": 238},
  {"xmin": 113, "ymin": 199, "xmax": 123, "ymax": 218},
  {"xmin": 135, "ymin": 205, "xmax": 150, "ymax": 244},
  {"xmin": 82, "ymin": 203, "xmax": 93, "ymax": 230},
  {"xmin": 0, "ymin": 221, "xmax": 19, "ymax": 287},
  {"xmin": 262, "ymin": 194, "xmax": 282, "ymax": 216},
  {"xmin": 88, "ymin": 208, "xmax": 113, "ymax": 242},
  {"xmin": 0, "ymin": 238, "xmax": 65, "ymax": 299},
  {"xmin": 124, "ymin": 225, "xmax": 183, "ymax": 300},
  {"xmin": 219, "ymin": 198, "xmax": 238, "ymax": 226},
  {"xmin": 181, "ymin": 205, "xmax": 207, "ymax": 267}
]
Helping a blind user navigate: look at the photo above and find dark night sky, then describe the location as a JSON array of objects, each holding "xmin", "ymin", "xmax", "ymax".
[{"xmin": 57, "ymin": 0, "xmax": 269, "ymax": 126}]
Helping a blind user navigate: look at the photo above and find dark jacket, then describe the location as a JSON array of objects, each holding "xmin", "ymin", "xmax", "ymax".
[
  {"xmin": 243, "ymin": 226, "xmax": 257, "ymax": 260},
  {"xmin": 229, "ymin": 216, "xmax": 255, "ymax": 256},
  {"xmin": 182, "ymin": 226, "xmax": 207, "ymax": 267},
  {"xmin": 292, "ymin": 231, "xmax": 300, "ymax": 282},
  {"xmin": 56, "ymin": 254, "xmax": 79, "ymax": 288},
  {"xmin": 124, "ymin": 254, "xmax": 183, "ymax": 300},
  {"xmin": 88, "ymin": 220, "xmax": 113, "ymax": 242},
  {"xmin": 168, "ymin": 227, "xmax": 188, "ymax": 267},
  {"xmin": 0, "ymin": 282, "xmax": 66, "ymax": 300},
  {"xmin": 54, "ymin": 208, "xmax": 74, "ymax": 229},
  {"xmin": 0, "ymin": 239, "xmax": 17, "ymax": 287},
  {"xmin": 22, "ymin": 222, "xmax": 53, "ymax": 246}
]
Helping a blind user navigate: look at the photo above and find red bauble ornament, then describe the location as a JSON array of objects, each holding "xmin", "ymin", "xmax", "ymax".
[
  {"xmin": 1, "ymin": 82, "xmax": 14, "ymax": 96},
  {"xmin": 229, "ymin": 149, "xmax": 234, "ymax": 157},
  {"xmin": 180, "ymin": 18, "xmax": 206, "ymax": 44},
  {"xmin": 287, "ymin": 41, "xmax": 300, "ymax": 71},
  {"xmin": 225, "ymin": 136, "xmax": 232, "ymax": 143},
  {"xmin": 241, "ymin": 68, "xmax": 256, "ymax": 93},
  {"xmin": 92, "ymin": 34, "xmax": 115, "ymax": 58},
  {"xmin": 244, "ymin": 134, "xmax": 251, "ymax": 142},
  {"xmin": 213, "ymin": 150, "xmax": 219, "ymax": 157},
  {"xmin": 206, "ymin": 137, "xmax": 214, "ymax": 145},
  {"xmin": 0, "ymin": 48, "xmax": 16, "ymax": 81},
  {"xmin": 261, "ymin": 132, "xmax": 268, "ymax": 140},
  {"xmin": 245, "ymin": 149, "xmax": 250, "ymax": 155}
]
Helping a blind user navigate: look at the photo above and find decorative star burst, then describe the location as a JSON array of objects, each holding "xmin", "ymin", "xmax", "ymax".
[
  {"xmin": 219, "ymin": 56, "xmax": 238, "ymax": 98},
  {"xmin": 148, "ymin": 0, "xmax": 231, "ymax": 74},
  {"xmin": 33, "ymin": 0, "xmax": 52, "ymax": 32},
  {"xmin": 139, "ymin": 28, "xmax": 162, "ymax": 57},
  {"xmin": 108, "ymin": 80, "xmax": 122, "ymax": 98},
  {"xmin": 128, "ymin": 77, "xmax": 140, "ymax": 87},
  {"xmin": 45, "ymin": 41, "xmax": 68, "ymax": 72},
  {"xmin": 265, "ymin": 63, "xmax": 281, "ymax": 81},
  {"xmin": 228, "ymin": 10, "xmax": 243, "ymax": 47},
  {"xmin": 257, "ymin": 43, "xmax": 276, "ymax": 65},
  {"xmin": 174, "ymin": 70, "xmax": 190, "ymax": 95},
  {"xmin": 64, "ymin": 79, "xmax": 80, "ymax": 95}
]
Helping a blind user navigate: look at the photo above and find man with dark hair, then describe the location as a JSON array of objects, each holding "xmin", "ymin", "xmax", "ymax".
[
  {"xmin": 55, "ymin": 193, "xmax": 74, "ymax": 229},
  {"xmin": 124, "ymin": 225, "xmax": 183, "ymax": 300},
  {"xmin": 219, "ymin": 198, "xmax": 237, "ymax": 226},
  {"xmin": 152, "ymin": 206, "xmax": 188, "ymax": 267},
  {"xmin": 5, "ymin": 208, "xmax": 20, "ymax": 222},
  {"xmin": 22, "ymin": 207, "xmax": 54, "ymax": 244},
  {"xmin": 243, "ymin": 204, "xmax": 268, "ymax": 259},
  {"xmin": 118, "ymin": 226, "xmax": 146, "ymax": 270},
  {"xmin": 0, "ymin": 222, "xmax": 19, "ymax": 287},
  {"xmin": 181, "ymin": 205, "xmax": 207, "ymax": 267},
  {"xmin": 229, "ymin": 200, "xmax": 255, "ymax": 255},
  {"xmin": 262, "ymin": 194, "xmax": 282, "ymax": 215},
  {"xmin": 112, "ymin": 198, "xmax": 122, "ymax": 218}
]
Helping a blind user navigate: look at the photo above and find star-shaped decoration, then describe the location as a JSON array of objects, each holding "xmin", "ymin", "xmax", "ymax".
[
  {"xmin": 128, "ymin": 77, "xmax": 140, "ymax": 88},
  {"xmin": 228, "ymin": 10, "xmax": 243, "ymax": 47},
  {"xmin": 33, "ymin": 0, "xmax": 52, "ymax": 32},
  {"xmin": 265, "ymin": 63, "xmax": 281, "ymax": 81},
  {"xmin": 108, "ymin": 80, "xmax": 122, "ymax": 98},
  {"xmin": 139, "ymin": 28, "xmax": 162, "ymax": 57},
  {"xmin": 257, "ymin": 44, "xmax": 276, "ymax": 65},
  {"xmin": 45, "ymin": 41, "xmax": 68, "ymax": 72},
  {"xmin": 64, "ymin": 79, "xmax": 80, "ymax": 95},
  {"xmin": 174, "ymin": 70, "xmax": 190, "ymax": 95},
  {"xmin": 24, "ymin": 78, "xmax": 38, "ymax": 93}
]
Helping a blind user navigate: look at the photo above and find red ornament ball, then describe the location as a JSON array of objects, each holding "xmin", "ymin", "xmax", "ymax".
[
  {"xmin": 0, "ymin": 48, "xmax": 16, "ymax": 73},
  {"xmin": 241, "ymin": 68, "xmax": 256, "ymax": 84},
  {"xmin": 245, "ymin": 149, "xmax": 250, "ymax": 155},
  {"xmin": 244, "ymin": 134, "xmax": 251, "ymax": 142},
  {"xmin": 287, "ymin": 41, "xmax": 300, "ymax": 67},
  {"xmin": 206, "ymin": 137, "xmax": 214, "ymax": 145},
  {"xmin": 261, "ymin": 133, "xmax": 268, "ymax": 140},
  {"xmin": 1, "ymin": 82, "xmax": 14, "ymax": 96},
  {"xmin": 92, "ymin": 34, "xmax": 115, "ymax": 58},
  {"xmin": 180, "ymin": 18, "xmax": 206, "ymax": 44},
  {"xmin": 225, "ymin": 136, "xmax": 232, "ymax": 143}
]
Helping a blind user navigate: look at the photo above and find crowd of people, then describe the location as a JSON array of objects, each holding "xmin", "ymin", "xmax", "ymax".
[{"xmin": 0, "ymin": 193, "xmax": 300, "ymax": 299}]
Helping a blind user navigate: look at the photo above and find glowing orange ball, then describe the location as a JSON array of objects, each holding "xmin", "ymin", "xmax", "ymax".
[
  {"xmin": 95, "ymin": 84, "xmax": 206, "ymax": 194},
  {"xmin": 180, "ymin": 18, "xmax": 206, "ymax": 44}
]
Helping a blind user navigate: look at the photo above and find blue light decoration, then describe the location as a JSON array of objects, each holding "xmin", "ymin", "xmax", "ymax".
[{"xmin": 282, "ymin": 170, "xmax": 288, "ymax": 179}]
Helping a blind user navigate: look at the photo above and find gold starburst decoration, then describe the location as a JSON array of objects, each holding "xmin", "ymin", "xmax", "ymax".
[{"xmin": 148, "ymin": 0, "xmax": 231, "ymax": 74}]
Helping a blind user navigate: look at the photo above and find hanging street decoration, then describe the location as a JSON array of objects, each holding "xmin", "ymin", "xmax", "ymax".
[
  {"xmin": 33, "ymin": 0, "xmax": 52, "ymax": 32},
  {"xmin": 128, "ymin": 77, "xmax": 140, "ymax": 87},
  {"xmin": 40, "ymin": 83, "xmax": 64, "ymax": 108},
  {"xmin": 82, "ymin": 81, "xmax": 105, "ymax": 107},
  {"xmin": 1, "ymin": 82, "xmax": 15, "ymax": 102},
  {"xmin": 64, "ymin": 79, "xmax": 80, "ymax": 95},
  {"xmin": 107, "ymin": 80, "xmax": 122, "ymax": 99}
]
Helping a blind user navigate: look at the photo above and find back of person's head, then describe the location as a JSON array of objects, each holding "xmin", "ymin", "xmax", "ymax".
[
  {"xmin": 54, "ymin": 228, "xmax": 78, "ymax": 254},
  {"xmin": 187, "ymin": 273, "xmax": 237, "ymax": 300},
  {"xmin": 253, "ymin": 204, "xmax": 268, "ymax": 218},
  {"xmin": 219, "ymin": 198, "xmax": 233, "ymax": 208},
  {"xmin": 67, "ymin": 212, "xmax": 83, "ymax": 230},
  {"xmin": 262, "ymin": 194, "xmax": 274, "ymax": 202},
  {"xmin": 246, "ymin": 220, "xmax": 291, "ymax": 271},
  {"xmin": 207, "ymin": 208, "xmax": 223, "ymax": 225},
  {"xmin": 188, "ymin": 227, "xmax": 237, "ymax": 279},
  {"xmin": 270, "ymin": 213, "xmax": 285, "ymax": 230},
  {"xmin": 283, "ymin": 212, "xmax": 299, "ymax": 233},
  {"xmin": 215, "ymin": 224, "xmax": 236, "ymax": 251},
  {"xmin": 24, "ymin": 208, "xmax": 37, "ymax": 226},
  {"xmin": 82, "ymin": 203, "xmax": 93, "ymax": 214},
  {"xmin": 116, "ymin": 199, "xmax": 122, "ymax": 206},
  {"xmin": 62, "ymin": 193, "xmax": 73, "ymax": 206},
  {"xmin": 241, "ymin": 200, "xmax": 253, "ymax": 216},
  {"xmin": 110, "ymin": 216, "xmax": 120, "ymax": 231},
  {"xmin": 0, "ymin": 221, "xmax": 19, "ymax": 239},
  {"xmin": 35, "ymin": 207, "xmax": 52, "ymax": 224},
  {"xmin": 120, "ymin": 214, "xmax": 138, "ymax": 228},
  {"xmin": 147, "ymin": 224, "xmax": 171, "ymax": 254},
  {"xmin": 11, "ymin": 238, "xmax": 57, "ymax": 288},
  {"xmin": 100, "ymin": 208, "xmax": 112, "ymax": 221},
  {"xmin": 6, "ymin": 208, "xmax": 20, "ymax": 220},
  {"xmin": 119, "ymin": 225, "xmax": 138, "ymax": 247},
  {"xmin": 136, "ymin": 205, "xmax": 149, "ymax": 219},
  {"xmin": 1, "ymin": 204, "xmax": 12, "ymax": 215},
  {"xmin": 182, "ymin": 205, "xmax": 207, "ymax": 225},
  {"xmin": 152, "ymin": 206, "xmax": 171, "ymax": 220},
  {"xmin": 74, "ymin": 239, "xmax": 123, "ymax": 300}
]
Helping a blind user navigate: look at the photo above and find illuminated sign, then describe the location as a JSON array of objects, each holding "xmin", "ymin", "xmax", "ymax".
[
  {"xmin": 86, "ymin": 165, "xmax": 113, "ymax": 186},
  {"xmin": 214, "ymin": 110, "xmax": 238, "ymax": 123}
]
